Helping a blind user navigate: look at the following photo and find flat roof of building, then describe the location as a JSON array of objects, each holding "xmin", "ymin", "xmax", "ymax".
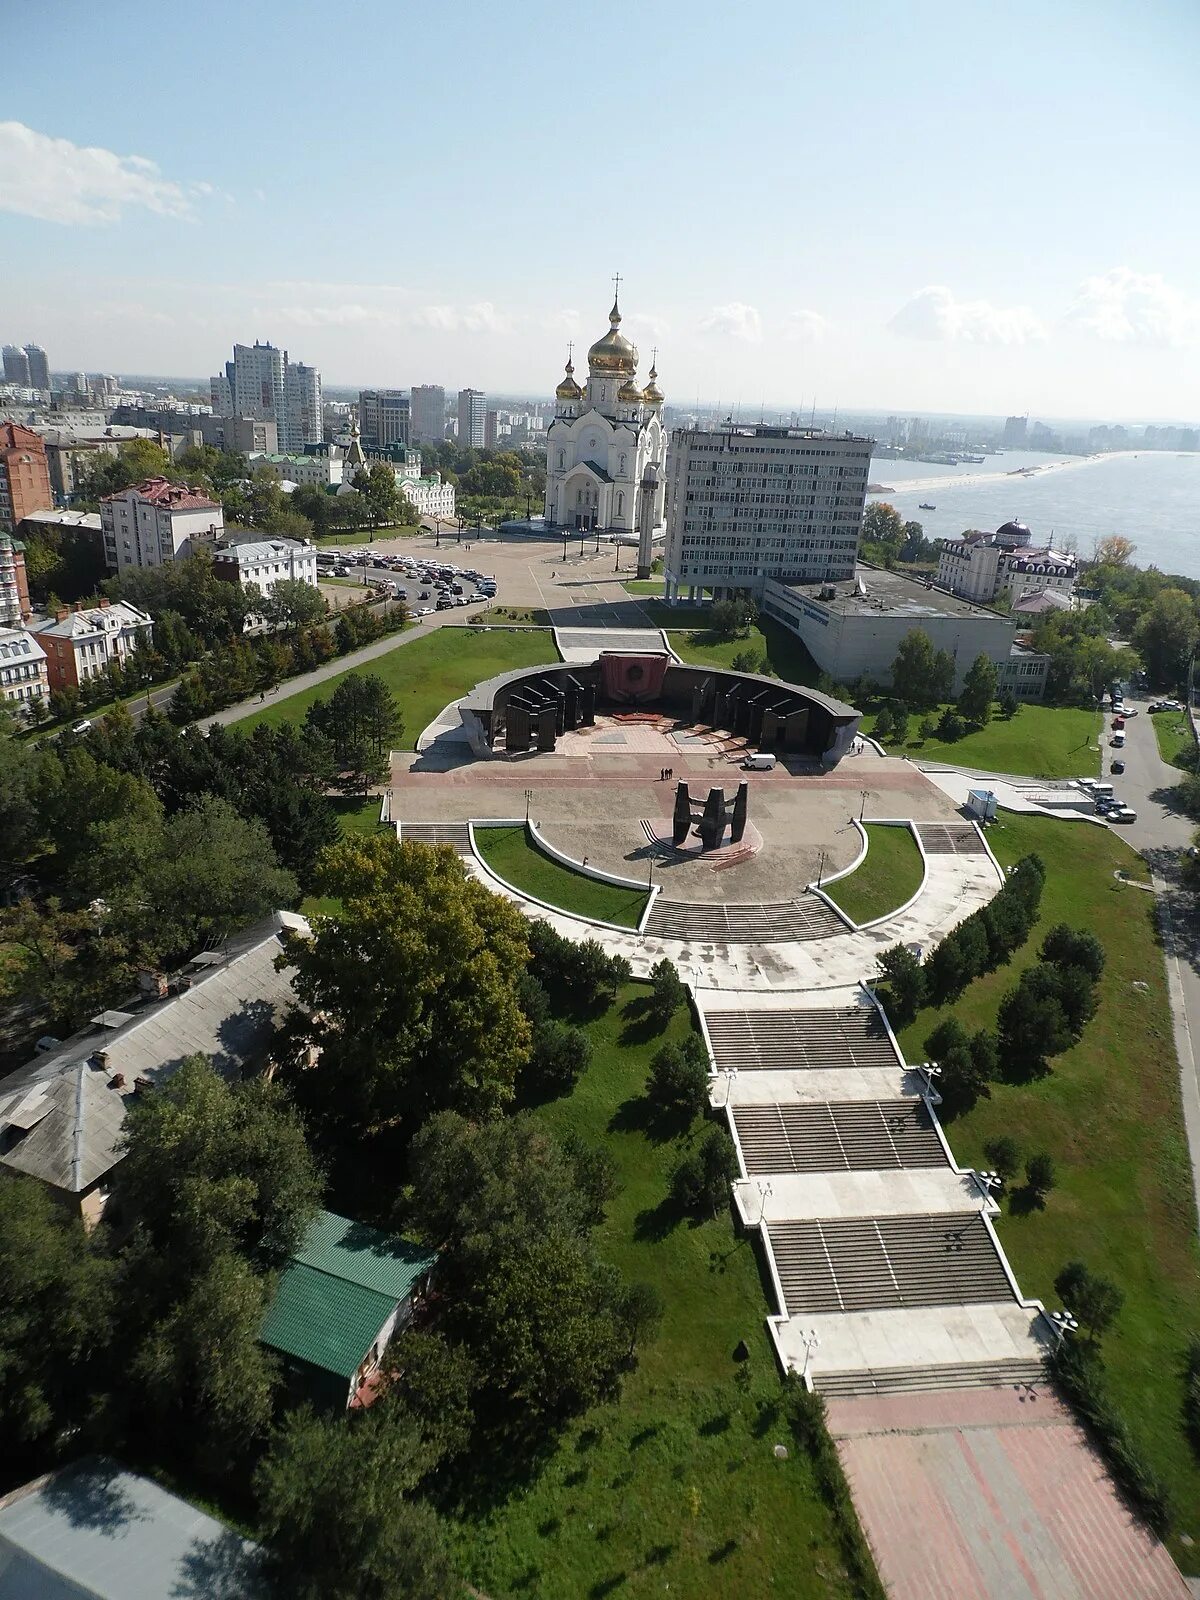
[
  {"xmin": 675, "ymin": 423, "xmax": 874, "ymax": 446},
  {"xmin": 775, "ymin": 564, "xmax": 1010, "ymax": 622}
]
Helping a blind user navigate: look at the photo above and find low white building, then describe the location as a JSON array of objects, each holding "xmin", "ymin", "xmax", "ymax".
[
  {"xmin": 761, "ymin": 563, "xmax": 1048, "ymax": 699},
  {"xmin": 100, "ymin": 477, "xmax": 224, "ymax": 573},
  {"xmin": 937, "ymin": 520, "xmax": 1076, "ymax": 606},
  {"xmin": 0, "ymin": 625, "xmax": 48, "ymax": 712},
  {"xmin": 354, "ymin": 446, "xmax": 456, "ymax": 521},
  {"xmin": 212, "ymin": 536, "xmax": 319, "ymax": 597},
  {"xmin": 31, "ymin": 599, "xmax": 153, "ymax": 693},
  {"xmin": 247, "ymin": 450, "xmax": 345, "ymax": 488}
]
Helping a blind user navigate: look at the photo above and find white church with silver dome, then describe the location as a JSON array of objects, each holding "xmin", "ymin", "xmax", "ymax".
[{"xmin": 543, "ymin": 280, "xmax": 667, "ymax": 578}]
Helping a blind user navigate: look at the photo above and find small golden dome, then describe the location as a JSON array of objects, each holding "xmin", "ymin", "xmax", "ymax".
[
  {"xmin": 617, "ymin": 378, "xmax": 643, "ymax": 405},
  {"xmin": 642, "ymin": 353, "xmax": 663, "ymax": 405},
  {"xmin": 587, "ymin": 295, "xmax": 638, "ymax": 375},
  {"xmin": 555, "ymin": 355, "xmax": 582, "ymax": 401}
]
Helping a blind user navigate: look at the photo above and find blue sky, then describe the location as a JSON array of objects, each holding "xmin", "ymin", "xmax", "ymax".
[{"xmin": 3, "ymin": 0, "xmax": 1198, "ymax": 418}]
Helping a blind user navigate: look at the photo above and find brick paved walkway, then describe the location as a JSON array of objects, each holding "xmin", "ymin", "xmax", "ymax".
[{"xmin": 828, "ymin": 1389, "xmax": 1190, "ymax": 1600}]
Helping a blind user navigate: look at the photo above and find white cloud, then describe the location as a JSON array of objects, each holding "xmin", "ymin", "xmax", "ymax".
[
  {"xmin": 890, "ymin": 285, "xmax": 1045, "ymax": 345},
  {"xmin": 1066, "ymin": 268, "xmax": 1200, "ymax": 347},
  {"xmin": 783, "ymin": 309, "xmax": 828, "ymax": 341},
  {"xmin": 410, "ymin": 301, "xmax": 512, "ymax": 335},
  {"xmin": 0, "ymin": 121, "xmax": 197, "ymax": 224},
  {"xmin": 270, "ymin": 297, "xmax": 513, "ymax": 336},
  {"xmin": 699, "ymin": 302, "xmax": 762, "ymax": 343}
]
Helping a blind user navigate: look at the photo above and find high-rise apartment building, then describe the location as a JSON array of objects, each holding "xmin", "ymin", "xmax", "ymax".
[
  {"xmin": 484, "ymin": 409, "xmax": 500, "ymax": 449},
  {"xmin": 3, "ymin": 347, "xmax": 31, "ymax": 387},
  {"xmin": 457, "ymin": 388, "xmax": 486, "ymax": 449},
  {"xmin": 1002, "ymin": 415, "xmax": 1027, "ymax": 447},
  {"xmin": 209, "ymin": 342, "xmax": 321, "ymax": 454},
  {"xmin": 662, "ymin": 424, "xmax": 871, "ymax": 604},
  {"xmin": 0, "ymin": 423, "xmax": 54, "ymax": 534},
  {"xmin": 24, "ymin": 345, "xmax": 50, "ymax": 392},
  {"xmin": 410, "ymin": 385, "xmax": 446, "ymax": 444},
  {"xmin": 359, "ymin": 390, "xmax": 410, "ymax": 452}
]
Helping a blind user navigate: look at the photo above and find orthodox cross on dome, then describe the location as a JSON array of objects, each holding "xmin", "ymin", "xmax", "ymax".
[
  {"xmin": 567, "ymin": 340, "xmax": 574, "ymax": 363},
  {"xmin": 610, "ymin": 272, "xmax": 623, "ymax": 321},
  {"xmin": 650, "ymin": 345, "xmax": 658, "ymax": 374}
]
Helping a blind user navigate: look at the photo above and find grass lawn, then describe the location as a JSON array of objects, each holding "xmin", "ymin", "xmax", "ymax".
[
  {"xmin": 236, "ymin": 627, "xmax": 555, "ymax": 751},
  {"xmin": 824, "ymin": 823, "xmax": 925, "ymax": 926},
  {"xmin": 866, "ymin": 703, "xmax": 1101, "ymax": 778},
  {"xmin": 479, "ymin": 605, "xmax": 552, "ymax": 626},
  {"xmin": 1152, "ymin": 711, "xmax": 1196, "ymax": 770},
  {"xmin": 894, "ymin": 813, "xmax": 1200, "ymax": 1569},
  {"xmin": 451, "ymin": 985, "xmax": 863, "ymax": 1599},
  {"xmin": 622, "ymin": 578, "xmax": 667, "ymax": 596},
  {"xmin": 475, "ymin": 824, "xmax": 649, "ymax": 928},
  {"xmin": 656, "ymin": 615, "xmax": 820, "ymax": 688}
]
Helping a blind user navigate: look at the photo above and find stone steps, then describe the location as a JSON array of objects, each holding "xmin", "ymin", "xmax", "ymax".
[
  {"xmin": 643, "ymin": 896, "xmax": 844, "ymax": 944},
  {"xmin": 400, "ymin": 822, "xmax": 472, "ymax": 852},
  {"xmin": 733, "ymin": 1099, "xmax": 947, "ymax": 1175},
  {"xmin": 813, "ymin": 1356, "xmax": 1046, "ymax": 1398},
  {"xmin": 915, "ymin": 823, "xmax": 987, "ymax": 855},
  {"xmin": 704, "ymin": 1007, "xmax": 899, "ymax": 1074}
]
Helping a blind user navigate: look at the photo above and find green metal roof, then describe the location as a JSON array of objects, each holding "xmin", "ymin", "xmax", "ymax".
[
  {"xmin": 261, "ymin": 1263, "xmax": 396, "ymax": 1379},
  {"xmin": 293, "ymin": 1210, "xmax": 438, "ymax": 1301},
  {"xmin": 259, "ymin": 1211, "xmax": 438, "ymax": 1379}
]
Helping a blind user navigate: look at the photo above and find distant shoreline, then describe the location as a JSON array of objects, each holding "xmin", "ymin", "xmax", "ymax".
[{"xmin": 866, "ymin": 450, "xmax": 1158, "ymax": 501}]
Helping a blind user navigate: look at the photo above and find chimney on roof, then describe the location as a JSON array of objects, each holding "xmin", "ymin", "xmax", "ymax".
[
  {"xmin": 92, "ymin": 1048, "xmax": 109, "ymax": 1069},
  {"xmin": 109, "ymin": 1072, "xmax": 125, "ymax": 1090},
  {"xmin": 55, "ymin": 607, "xmax": 68, "ymax": 622},
  {"xmin": 98, "ymin": 597, "xmax": 110, "ymax": 609}
]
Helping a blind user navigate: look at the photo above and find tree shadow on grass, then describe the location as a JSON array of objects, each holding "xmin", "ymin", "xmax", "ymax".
[
  {"xmin": 617, "ymin": 992, "xmax": 671, "ymax": 1048},
  {"xmin": 608, "ymin": 1094, "xmax": 695, "ymax": 1146},
  {"xmin": 1007, "ymin": 1184, "xmax": 1048, "ymax": 1217},
  {"xmin": 633, "ymin": 1192, "xmax": 687, "ymax": 1242}
]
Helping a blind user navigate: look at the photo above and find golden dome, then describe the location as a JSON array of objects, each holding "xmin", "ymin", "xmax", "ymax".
[
  {"xmin": 642, "ymin": 359, "xmax": 663, "ymax": 405},
  {"xmin": 587, "ymin": 295, "xmax": 638, "ymax": 375},
  {"xmin": 617, "ymin": 378, "xmax": 643, "ymax": 405},
  {"xmin": 555, "ymin": 353, "xmax": 582, "ymax": 401}
]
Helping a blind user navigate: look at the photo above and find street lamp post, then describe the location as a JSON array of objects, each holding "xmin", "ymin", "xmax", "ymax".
[
  {"xmin": 755, "ymin": 1179, "xmax": 773, "ymax": 1222},
  {"xmin": 859, "ymin": 789, "xmax": 870, "ymax": 822},
  {"xmin": 799, "ymin": 1328, "xmax": 821, "ymax": 1382},
  {"xmin": 815, "ymin": 848, "xmax": 826, "ymax": 887},
  {"xmin": 1049, "ymin": 1309, "xmax": 1079, "ymax": 1344},
  {"xmin": 973, "ymin": 1169, "xmax": 1002, "ymax": 1203},
  {"xmin": 918, "ymin": 1061, "xmax": 943, "ymax": 1096},
  {"xmin": 524, "ymin": 788, "xmax": 533, "ymax": 823}
]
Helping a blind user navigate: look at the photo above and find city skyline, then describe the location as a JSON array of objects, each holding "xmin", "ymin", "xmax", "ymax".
[{"xmin": 2, "ymin": 0, "xmax": 1198, "ymax": 419}]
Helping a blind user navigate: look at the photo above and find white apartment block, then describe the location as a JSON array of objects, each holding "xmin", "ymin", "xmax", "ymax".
[
  {"xmin": 248, "ymin": 452, "xmax": 344, "ymax": 488},
  {"xmin": 457, "ymin": 388, "xmax": 485, "ymax": 448},
  {"xmin": 936, "ymin": 520, "xmax": 1077, "ymax": 606},
  {"xmin": 0, "ymin": 626, "xmax": 48, "ymax": 712},
  {"xmin": 662, "ymin": 425, "xmax": 871, "ymax": 603},
  {"xmin": 101, "ymin": 478, "xmax": 224, "ymax": 573},
  {"xmin": 209, "ymin": 342, "xmax": 322, "ymax": 455},
  {"xmin": 32, "ymin": 600, "xmax": 153, "ymax": 693},
  {"xmin": 211, "ymin": 537, "xmax": 319, "ymax": 598},
  {"xmin": 286, "ymin": 363, "xmax": 323, "ymax": 451},
  {"xmin": 410, "ymin": 385, "xmax": 446, "ymax": 443}
]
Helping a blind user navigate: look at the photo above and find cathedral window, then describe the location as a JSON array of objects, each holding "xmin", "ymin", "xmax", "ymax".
[
  {"xmin": 557, "ymin": 450, "xmax": 564, "ymax": 470},
  {"xmin": 619, "ymin": 454, "xmax": 627, "ymax": 475},
  {"xmin": 617, "ymin": 492, "xmax": 624, "ymax": 516}
]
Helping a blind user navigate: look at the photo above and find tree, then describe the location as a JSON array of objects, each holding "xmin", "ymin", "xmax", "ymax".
[
  {"xmin": 529, "ymin": 1019, "xmax": 592, "ymax": 1094},
  {"xmin": 890, "ymin": 702, "xmax": 910, "ymax": 744},
  {"xmin": 873, "ymin": 704, "xmax": 894, "ymax": 742},
  {"xmin": 1024, "ymin": 1151, "xmax": 1056, "ymax": 1205},
  {"xmin": 957, "ymin": 654, "xmax": 998, "ymax": 725},
  {"xmin": 890, "ymin": 629, "xmax": 955, "ymax": 708},
  {"xmin": 710, "ymin": 598, "xmax": 755, "ymax": 639},
  {"xmin": 281, "ymin": 838, "xmax": 532, "ymax": 1157},
  {"xmin": 936, "ymin": 707, "xmax": 966, "ymax": 741},
  {"xmin": 647, "ymin": 1039, "xmax": 709, "ymax": 1123},
  {"xmin": 619, "ymin": 1281, "xmax": 664, "ymax": 1360},
  {"xmin": 997, "ymin": 969, "xmax": 1074, "ymax": 1074},
  {"xmin": 0, "ymin": 1177, "xmax": 114, "ymax": 1447},
  {"xmin": 924, "ymin": 928, "xmax": 973, "ymax": 1002},
  {"xmin": 1053, "ymin": 1261, "xmax": 1124, "ymax": 1342},
  {"xmin": 1133, "ymin": 588, "xmax": 1199, "ymax": 687},
  {"xmin": 116, "ymin": 1055, "xmax": 322, "ymax": 1273},
  {"xmin": 671, "ymin": 1126, "xmax": 739, "ymax": 1216},
  {"xmin": 264, "ymin": 578, "xmax": 326, "ymax": 633},
  {"xmin": 526, "ymin": 920, "xmax": 631, "ymax": 1011},
  {"xmin": 997, "ymin": 687, "xmax": 1020, "ymax": 719},
  {"xmin": 87, "ymin": 796, "xmax": 298, "ymax": 965},
  {"xmin": 1039, "ymin": 924, "xmax": 1105, "ymax": 983},
  {"xmin": 382, "ymin": 1329, "xmax": 477, "ymax": 1466},
  {"xmin": 984, "ymin": 1135, "xmax": 1022, "ymax": 1184},
  {"xmin": 731, "ymin": 648, "xmax": 766, "ymax": 674},
  {"xmin": 924, "ymin": 1018, "xmax": 993, "ymax": 1118},
  {"xmin": 255, "ymin": 1406, "xmax": 456, "ymax": 1600},
  {"xmin": 359, "ymin": 462, "xmax": 401, "ymax": 529},
  {"xmin": 876, "ymin": 943, "xmax": 925, "ymax": 1025},
  {"xmin": 1094, "ymin": 535, "xmax": 1136, "ymax": 567},
  {"xmin": 74, "ymin": 438, "xmax": 174, "ymax": 505},
  {"xmin": 648, "ymin": 957, "xmax": 686, "ymax": 1026},
  {"xmin": 304, "ymin": 673, "xmax": 402, "ymax": 765},
  {"xmin": 862, "ymin": 502, "xmax": 904, "ymax": 551}
]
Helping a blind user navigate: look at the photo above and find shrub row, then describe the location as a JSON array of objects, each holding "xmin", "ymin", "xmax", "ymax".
[{"xmin": 784, "ymin": 1379, "xmax": 888, "ymax": 1600}]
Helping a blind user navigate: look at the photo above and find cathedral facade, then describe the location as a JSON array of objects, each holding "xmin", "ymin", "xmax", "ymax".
[{"xmin": 543, "ymin": 287, "xmax": 667, "ymax": 578}]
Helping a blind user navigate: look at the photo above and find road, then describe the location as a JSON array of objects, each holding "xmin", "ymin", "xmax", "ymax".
[{"xmin": 1111, "ymin": 700, "xmax": 1200, "ymax": 1227}]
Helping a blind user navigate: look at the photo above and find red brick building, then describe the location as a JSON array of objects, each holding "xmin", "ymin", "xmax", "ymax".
[{"xmin": 0, "ymin": 424, "xmax": 53, "ymax": 534}]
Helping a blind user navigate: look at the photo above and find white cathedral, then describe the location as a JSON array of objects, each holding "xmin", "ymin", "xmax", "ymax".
[{"xmin": 543, "ymin": 284, "xmax": 667, "ymax": 578}]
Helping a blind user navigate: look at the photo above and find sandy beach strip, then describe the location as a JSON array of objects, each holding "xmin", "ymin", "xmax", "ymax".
[{"xmin": 867, "ymin": 452, "xmax": 1131, "ymax": 500}]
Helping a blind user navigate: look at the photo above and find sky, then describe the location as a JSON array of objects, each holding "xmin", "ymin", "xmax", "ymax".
[{"xmin": 3, "ymin": 0, "xmax": 1199, "ymax": 421}]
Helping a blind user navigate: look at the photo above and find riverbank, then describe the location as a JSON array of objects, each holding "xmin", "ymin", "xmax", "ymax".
[{"xmin": 867, "ymin": 451, "xmax": 1126, "ymax": 502}]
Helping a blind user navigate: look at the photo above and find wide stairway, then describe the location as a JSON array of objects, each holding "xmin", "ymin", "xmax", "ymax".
[
  {"xmin": 400, "ymin": 822, "xmax": 473, "ymax": 852},
  {"xmin": 733, "ymin": 1099, "xmax": 947, "ymax": 1174},
  {"xmin": 915, "ymin": 822, "xmax": 988, "ymax": 855},
  {"xmin": 705, "ymin": 1006, "xmax": 899, "ymax": 1074},
  {"xmin": 642, "ymin": 896, "xmax": 844, "ymax": 944},
  {"xmin": 813, "ymin": 1356, "xmax": 1047, "ymax": 1397},
  {"xmin": 769, "ymin": 1212, "xmax": 1014, "ymax": 1316}
]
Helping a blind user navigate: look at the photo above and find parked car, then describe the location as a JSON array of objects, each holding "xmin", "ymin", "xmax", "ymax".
[
  {"xmin": 416, "ymin": 606, "xmax": 433, "ymax": 616},
  {"xmin": 453, "ymin": 595, "xmax": 468, "ymax": 606},
  {"xmin": 436, "ymin": 597, "xmax": 455, "ymax": 610},
  {"xmin": 419, "ymin": 590, "xmax": 431, "ymax": 600},
  {"xmin": 1112, "ymin": 715, "xmax": 1125, "ymax": 730},
  {"xmin": 71, "ymin": 719, "xmax": 93, "ymax": 734},
  {"xmin": 1110, "ymin": 759, "xmax": 1126, "ymax": 774},
  {"xmin": 1109, "ymin": 807, "xmax": 1138, "ymax": 823}
]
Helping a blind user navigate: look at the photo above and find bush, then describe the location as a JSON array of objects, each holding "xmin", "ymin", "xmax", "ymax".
[
  {"xmin": 1040, "ymin": 924, "xmax": 1106, "ymax": 983},
  {"xmin": 997, "ymin": 687, "xmax": 1020, "ymax": 719},
  {"xmin": 876, "ymin": 944, "xmax": 925, "ymax": 1025},
  {"xmin": 670, "ymin": 1126, "xmax": 739, "ymax": 1216},
  {"xmin": 1053, "ymin": 1260, "xmax": 1123, "ymax": 1341},
  {"xmin": 1050, "ymin": 1341, "xmax": 1173, "ymax": 1535},
  {"xmin": 647, "ymin": 1040, "xmax": 709, "ymax": 1124},
  {"xmin": 984, "ymin": 1135, "xmax": 1021, "ymax": 1183},
  {"xmin": 924, "ymin": 1018, "xmax": 994, "ymax": 1118},
  {"xmin": 648, "ymin": 957, "xmax": 686, "ymax": 1026},
  {"xmin": 918, "ymin": 714, "xmax": 938, "ymax": 743},
  {"xmin": 936, "ymin": 707, "xmax": 966, "ymax": 741},
  {"xmin": 873, "ymin": 705, "xmax": 894, "ymax": 741},
  {"xmin": 530, "ymin": 1020, "xmax": 592, "ymax": 1094}
]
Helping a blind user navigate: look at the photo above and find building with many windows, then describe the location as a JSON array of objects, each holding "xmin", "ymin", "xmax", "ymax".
[
  {"xmin": 410, "ymin": 384, "xmax": 446, "ymax": 443},
  {"xmin": 211, "ymin": 536, "xmax": 319, "ymax": 598},
  {"xmin": 662, "ymin": 424, "xmax": 871, "ymax": 603},
  {"xmin": 457, "ymin": 387, "xmax": 486, "ymax": 448},
  {"xmin": 0, "ymin": 530, "xmax": 32, "ymax": 623},
  {"xmin": 247, "ymin": 451, "xmax": 344, "ymax": 487},
  {"xmin": 2, "ymin": 346, "xmax": 30, "ymax": 387},
  {"xmin": 360, "ymin": 446, "xmax": 455, "ymax": 521},
  {"xmin": 100, "ymin": 477, "xmax": 223, "ymax": 572},
  {"xmin": 359, "ymin": 390, "xmax": 410, "ymax": 451},
  {"xmin": 0, "ymin": 625, "xmax": 48, "ymax": 713},
  {"xmin": 32, "ymin": 599, "xmax": 154, "ymax": 693},
  {"xmin": 24, "ymin": 344, "xmax": 50, "ymax": 392},
  {"xmin": 0, "ymin": 423, "xmax": 53, "ymax": 533},
  {"xmin": 209, "ymin": 342, "xmax": 322, "ymax": 453},
  {"xmin": 936, "ymin": 520, "xmax": 1077, "ymax": 606}
]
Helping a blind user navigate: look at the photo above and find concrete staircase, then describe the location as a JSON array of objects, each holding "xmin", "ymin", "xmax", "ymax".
[
  {"xmin": 643, "ymin": 896, "xmax": 844, "ymax": 944},
  {"xmin": 705, "ymin": 1006, "xmax": 899, "ymax": 1073},
  {"xmin": 733, "ymin": 1099, "xmax": 947, "ymax": 1175},
  {"xmin": 813, "ymin": 1357, "xmax": 1046, "ymax": 1398},
  {"xmin": 915, "ymin": 822, "xmax": 987, "ymax": 855},
  {"xmin": 400, "ymin": 822, "xmax": 473, "ymax": 852}
]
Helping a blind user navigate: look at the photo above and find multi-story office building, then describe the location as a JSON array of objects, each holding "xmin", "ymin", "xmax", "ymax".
[
  {"xmin": 286, "ymin": 362, "xmax": 322, "ymax": 451},
  {"xmin": 100, "ymin": 478, "xmax": 224, "ymax": 573},
  {"xmin": 0, "ymin": 423, "xmax": 54, "ymax": 533},
  {"xmin": 2, "ymin": 347, "xmax": 31, "ymax": 387},
  {"xmin": 359, "ymin": 390, "xmax": 410, "ymax": 452},
  {"xmin": 661, "ymin": 424, "xmax": 871, "ymax": 603},
  {"xmin": 209, "ymin": 342, "xmax": 321, "ymax": 454},
  {"xmin": 457, "ymin": 388, "xmax": 486, "ymax": 448},
  {"xmin": 197, "ymin": 415, "xmax": 279, "ymax": 454},
  {"xmin": 410, "ymin": 385, "xmax": 446, "ymax": 444},
  {"xmin": 24, "ymin": 345, "xmax": 50, "ymax": 392}
]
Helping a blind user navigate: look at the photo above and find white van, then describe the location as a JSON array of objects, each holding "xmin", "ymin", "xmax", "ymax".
[
  {"xmin": 1093, "ymin": 782, "xmax": 1115, "ymax": 799},
  {"xmin": 742, "ymin": 752, "xmax": 777, "ymax": 771}
]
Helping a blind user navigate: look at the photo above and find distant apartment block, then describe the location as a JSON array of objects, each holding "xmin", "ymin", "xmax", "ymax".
[
  {"xmin": 2, "ymin": 346, "xmax": 31, "ymax": 387},
  {"xmin": 457, "ymin": 388, "xmax": 486, "ymax": 448},
  {"xmin": 286, "ymin": 362, "xmax": 323, "ymax": 452},
  {"xmin": 197, "ymin": 414, "xmax": 279, "ymax": 455},
  {"xmin": 209, "ymin": 342, "xmax": 322, "ymax": 453},
  {"xmin": 1002, "ymin": 415, "xmax": 1028, "ymax": 447},
  {"xmin": 32, "ymin": 599, "xmax": 154, "ymax": 692},
  {"xmin": 484, "ymin": 409, "xmax": 500, "ymax": 449},
  {"xmin": 0, "ymin": 423, "xmax": 54, "ymax": 533},
  {"xmin": 212, "ymin": 536, "xmax": 319, "ymax": 598},
  {"xmin": 0, "ymin": 626, "xmax": 48, "ymax": 713},
  {"xmin": 662, "ymin": 424, "xmax": 871, "ymax": 604},
  {"xmin": 359, "ymin": 390, "xmax": 410, "ymax": 452},
  {"xmin": 101, "ymin": 478, "xmax": 224, "ymax": 573},
  {"xmin": 410, "ymin": 385, "xmax": 446, "ymax": 444},
  {"xmin": 24, "ymin": 345, "xmax": 50, "ymax": 392},
  {"xmin": 0, "ymin": 529, "xmax": 32, "ymax": 623}
]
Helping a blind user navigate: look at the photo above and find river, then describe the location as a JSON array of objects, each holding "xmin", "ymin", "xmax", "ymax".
[{"xmin": 868, "ymin": 450, "xmax": 1200, "ymax": 577}]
